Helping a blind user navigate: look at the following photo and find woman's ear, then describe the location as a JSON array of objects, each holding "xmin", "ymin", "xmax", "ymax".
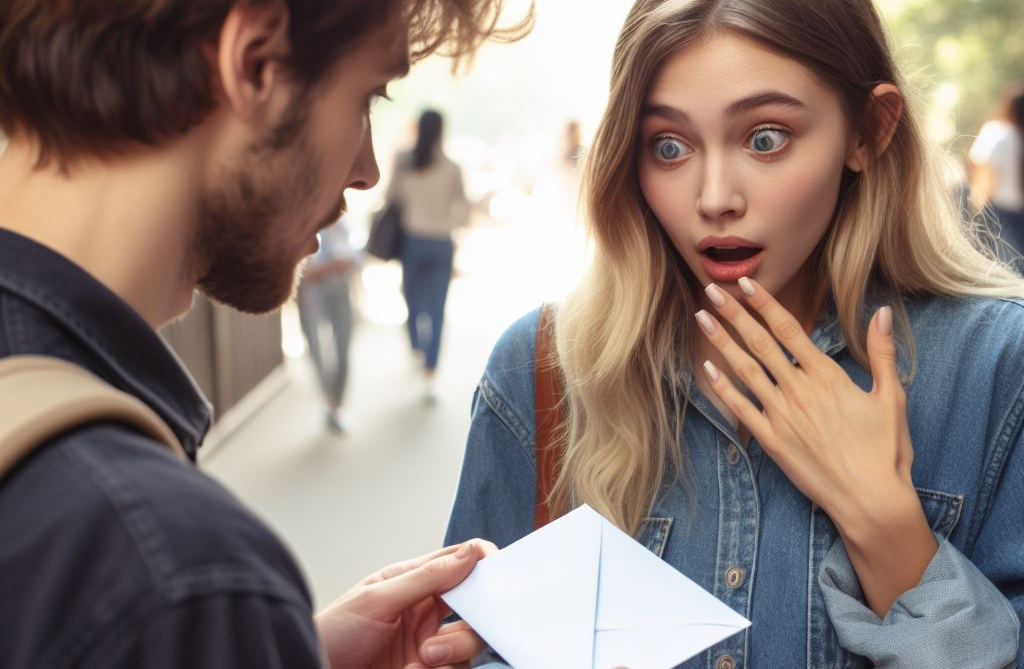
[
  {"xmin": 214, "ymin": 1, "xmax": 291, "ymax": 122},
  {"xmin": 846, "ymin": 83, "xmax": 904, "ymax": 173}
]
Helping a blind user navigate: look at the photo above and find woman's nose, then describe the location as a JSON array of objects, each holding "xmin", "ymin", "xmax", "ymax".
[{"xmin": 696, "ymin": 154, "xmax": 746, "ymax": 221}]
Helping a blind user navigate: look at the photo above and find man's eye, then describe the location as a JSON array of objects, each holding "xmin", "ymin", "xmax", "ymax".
[
  {"xmin": 652, "ymin": 136, "xmax": 691, "ymax": 163},
  {"xmin": 747, "ymin": 127, "xmax": 789, "ymax": 153}
]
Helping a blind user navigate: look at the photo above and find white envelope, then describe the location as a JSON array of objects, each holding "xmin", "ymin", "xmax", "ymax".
[{"xmin": 442, "ymin": 504, "xmax": 751, "ymax": 669}]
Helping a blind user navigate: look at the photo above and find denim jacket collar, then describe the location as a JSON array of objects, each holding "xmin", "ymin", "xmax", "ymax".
[{"xmin": 0, "ymin": 228, "xmax": 212, "ymax": 457}]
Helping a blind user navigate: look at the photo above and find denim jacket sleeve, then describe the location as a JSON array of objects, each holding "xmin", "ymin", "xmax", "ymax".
[
  {"xmin": 819, "ymin": 533, "xmax": 1020, "ymax": 668},
  {"xmin": 444, "ymin": 309, "xmax": 541, "ymax": 551},
  {"xmin": 818, "ymin": 307, "xmax": 1024, "ymax": 669}
]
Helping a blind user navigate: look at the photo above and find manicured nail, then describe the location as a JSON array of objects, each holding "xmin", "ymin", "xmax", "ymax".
[
  {"xmin": 695, "ymin": 310, "xmax": 716, "ymax": 335},
  {"xmin": 703, "ymin": 360, "xmax": 721, "ymax": 382},
  {"xmin": 705, "ymin": 283, "xmax": 727, "ymax": 307},
  {"xmin": 738, "ymin": 277, "xmax": 756, "ymax": 296},
  {"xmin": 877, "ymin": 306, "xmax": 893, "ymax": 335},
  {"xmin": 422, "ymin": 643, "xmax": 453, "ymax": 665}
]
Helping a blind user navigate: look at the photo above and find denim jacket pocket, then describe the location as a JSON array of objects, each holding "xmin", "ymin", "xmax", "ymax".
[
  {"xmin": 635, "ymin": 517, "xmax": 674, "ymax": 558},
  {"xmin": 807, "ymin": 486, "xmax": 965, "ymax": 669},
  {"xmin": 915, "ymin": 487, "xmax": 965, "ymax": 539}
]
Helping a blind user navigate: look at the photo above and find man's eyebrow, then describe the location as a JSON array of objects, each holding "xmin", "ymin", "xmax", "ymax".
[{"xmin": 640, "ymin": 91, "xmax": 810, "ymax": 122}]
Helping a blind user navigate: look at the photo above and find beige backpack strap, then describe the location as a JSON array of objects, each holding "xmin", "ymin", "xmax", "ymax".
[{"xmin": 0, "ymin": 355, "xmax": 187, "ymax": 481}]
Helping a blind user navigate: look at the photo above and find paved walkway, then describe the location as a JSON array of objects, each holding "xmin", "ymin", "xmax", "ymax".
[{"xmin": 201, "ymin": 205, "xmax": 585, "ymax": 609}]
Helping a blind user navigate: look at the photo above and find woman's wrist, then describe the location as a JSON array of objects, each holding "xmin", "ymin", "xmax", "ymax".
[{"xmin": 830, "ymin": 483, "xmax": 939, "ymax": 617}]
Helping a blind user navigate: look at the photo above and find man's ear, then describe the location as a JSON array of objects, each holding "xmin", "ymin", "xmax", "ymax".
[
  {"xmin": 214, "ymin": 2, "xmax": 291, "ymax": 122},
  {"xmin": 846, "ymin": 83, "xmax": 904, "ymax": 173}
]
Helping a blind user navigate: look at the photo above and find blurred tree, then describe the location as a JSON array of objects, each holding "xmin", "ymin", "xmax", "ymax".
[{"xmin": 883, "ymin": 0, "xmax": 1023, "ymax": 152}]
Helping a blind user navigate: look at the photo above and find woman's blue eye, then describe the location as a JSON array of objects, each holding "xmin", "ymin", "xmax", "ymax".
[
  {"xmin": 653, "ymin": 137, "xmax": 690, "ymax": 163},
  {"xmin": 748, "ymin": 128, "xmax": 788, "ymax": 153}
]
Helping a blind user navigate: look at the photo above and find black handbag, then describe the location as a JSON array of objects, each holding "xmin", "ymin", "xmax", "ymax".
[{"xmin": 366, "ymin": 202, "xmax": 404, "ymax": 260}]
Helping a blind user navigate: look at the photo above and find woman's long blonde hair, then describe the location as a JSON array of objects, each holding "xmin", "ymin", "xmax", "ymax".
[{"xmin": 553, "ymin": 0, "xmax": 1024, "ymax": 535}]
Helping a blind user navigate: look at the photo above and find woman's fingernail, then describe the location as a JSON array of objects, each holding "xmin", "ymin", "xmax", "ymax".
[
  {"xmin": 877, "ymin": 306, "xmax": 893, "ymax": 335},
  {"xmin": 455, "ymin": 542, "xmax": 475, "ymax": 559},
  {"xmin": 423, "ymin": 643, "xmax": 453, "ymax": 665},
  {"xmin": 695, "ymin": 310, "xmax": 716, "ymax": 335},
  {"xmin": 705, "ymin": 283, "xmax": 727, "ymax": 307},
  {"xmin": 738, "ymin": 277, "xmax": 756, "ymax": 296},
  {"xmin": 703, "ymin": 360, "xmax": 721, "ymax": 383}
]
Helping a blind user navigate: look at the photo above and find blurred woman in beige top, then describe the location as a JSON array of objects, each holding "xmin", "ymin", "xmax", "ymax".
[{"xmin": 386, "ymin": 109, "xmax": 468, "ymax": 402}]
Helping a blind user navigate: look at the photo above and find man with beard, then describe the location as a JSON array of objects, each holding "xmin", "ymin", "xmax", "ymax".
[{"xmin": 0, "ymin": 1, "xmax": 529, "ymax": 667}]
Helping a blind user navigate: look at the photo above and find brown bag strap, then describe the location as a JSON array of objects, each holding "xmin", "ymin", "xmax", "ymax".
[
  {"xmin": 0, "ymin": 355, "xmax": 187, "ymax": 481},
  {"xmin": 534, "ymin": 303, "xmax": 565, "ymax": 529}
]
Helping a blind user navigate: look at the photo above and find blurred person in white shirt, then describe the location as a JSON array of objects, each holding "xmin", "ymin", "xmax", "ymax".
[
  {"xmin": 970, "ymin": 85, "xmax": 1024, "ymax": 267},
  {"xmin": 298, "ymin": 217, "xmax": 361, "ymax": 433}
]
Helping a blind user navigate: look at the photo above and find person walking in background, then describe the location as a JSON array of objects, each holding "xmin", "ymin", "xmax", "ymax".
[
  {"xmin": 388, "ymin": 110, "xmax": 469, "ymax": 403},
  {"xmin": 298, "ymin": 217, "xmax": 360, "ymax": 434},
  {"xmin": 970, "ymin": 84, "xmax": 1024, "ymax": 268}
]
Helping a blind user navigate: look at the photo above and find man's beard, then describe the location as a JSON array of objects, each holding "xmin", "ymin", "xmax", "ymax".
[{"xmin": 191, "ymin": 99, "xmax": 339, "ymax": 314}]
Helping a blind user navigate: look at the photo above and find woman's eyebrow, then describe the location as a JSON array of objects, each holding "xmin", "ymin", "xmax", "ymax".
[
  {"xmin": 641, "ymin": 91, "xmax": 810, "ymax": 122},
  {"xmin": 726, "ymin": 91, "xmax": 809, "ymax": 116}
]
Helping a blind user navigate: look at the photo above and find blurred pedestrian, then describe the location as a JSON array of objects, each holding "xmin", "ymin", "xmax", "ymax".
[
  {"xmin": 969, "ymin": 84, "xmax": 1024, "ymax": 267},
  {"xmin": 298, "ymin": 218, "xmax": 360, "ymax": 434},
  {"xmin": 387, "ymin": 110, "xmax": 469, "ymax": 402},
  {"xmin": 563, "ymin": 119, "xmax": 583, "ymax": 170}
]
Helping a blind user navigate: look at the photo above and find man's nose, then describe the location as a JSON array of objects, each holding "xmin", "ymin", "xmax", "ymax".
[{"xmin": 347, "ymin": 118, "xmax": 381, "ymax": 191}]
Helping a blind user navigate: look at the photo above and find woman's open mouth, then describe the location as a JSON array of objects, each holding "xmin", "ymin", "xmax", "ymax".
[{"xmin": 697, "ymin": 237, "xmax": 764, "ymax": 282}]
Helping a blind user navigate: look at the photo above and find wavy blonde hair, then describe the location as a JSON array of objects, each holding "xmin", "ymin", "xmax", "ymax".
[{"xmin": 552, "ymin": 0, "xmax": 1024, "ymax": 535}]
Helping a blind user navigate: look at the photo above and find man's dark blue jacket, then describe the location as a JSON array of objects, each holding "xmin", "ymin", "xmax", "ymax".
[{"xmin": 0, "ymin": 229, "xmax": 324, "ymax": 668}]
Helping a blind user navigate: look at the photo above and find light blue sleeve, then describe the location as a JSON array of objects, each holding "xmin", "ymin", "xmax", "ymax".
[{"xmin": 819, "ymin": 533, "xmax": 1020, "ymax": 668}]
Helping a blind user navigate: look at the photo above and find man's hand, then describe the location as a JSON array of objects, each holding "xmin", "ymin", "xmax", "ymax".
[{"xmin": 315, "ymin": 540, "xmax": 497, "ymax": 669}]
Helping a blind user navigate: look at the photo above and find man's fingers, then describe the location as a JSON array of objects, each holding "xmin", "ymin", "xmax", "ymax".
[
  {"xmin": 359, "ymin": 544, "xmax": 464, "ymax": 586},
  {"xmin": 355, "ymin": 541, "xmax": 490, "ymax": 622},
  {"xmin": 360, "ymin": 540, "xmax": 497, "ymax": 586},
  {"xmin": 418, "ymin": 620, "xmax": 487, "ymax": 667}
]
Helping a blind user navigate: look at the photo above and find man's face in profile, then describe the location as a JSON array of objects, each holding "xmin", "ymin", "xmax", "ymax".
[{"xmin": 193, "ymin": 20, "xmax": 410, "ymax": 315}]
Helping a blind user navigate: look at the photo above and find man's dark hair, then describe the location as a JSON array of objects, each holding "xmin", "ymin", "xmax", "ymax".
[{"xmin": 0, "ymin": 0, "xmax": 530, "ymax": 168}]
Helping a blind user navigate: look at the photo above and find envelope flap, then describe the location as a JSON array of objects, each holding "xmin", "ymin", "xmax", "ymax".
[
  {"xmin": 596, "ymin": 515, "xmax": 751, "ymax": 631},
  {"xmin": 442, "ymin": 507, "xmax": 603, "ymax": 669}
]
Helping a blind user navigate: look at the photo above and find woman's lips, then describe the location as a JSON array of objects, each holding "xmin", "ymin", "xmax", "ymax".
[{"xmin": 700, "ymin": 249, "xmax": 764, "ymax": 283}]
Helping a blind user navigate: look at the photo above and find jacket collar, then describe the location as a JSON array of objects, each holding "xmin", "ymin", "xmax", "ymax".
[{"xmin": 0, "ymin": 228, "xmax": 212, "ymax": 458}]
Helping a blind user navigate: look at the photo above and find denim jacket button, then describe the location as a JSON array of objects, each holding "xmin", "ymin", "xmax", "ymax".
[
  {"xmin": 725, "ymin": 566, "xmax": 746, "ymax": 588},
  {"xmin": 716, "ymin": 654, "xmax": 737, "ymax": 669},
  {"xmin": 727, "ymin": 445, "xmax": 741, "ymax": 465}
]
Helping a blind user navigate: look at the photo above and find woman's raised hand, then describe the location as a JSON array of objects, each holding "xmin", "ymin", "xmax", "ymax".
[
  {"xmin": 696, "ymin": 277, "xmax": 938, "ymax": 616},
  {"xmin": 695, "ymin": 277, "xmax": 913, "ymax": 532}
]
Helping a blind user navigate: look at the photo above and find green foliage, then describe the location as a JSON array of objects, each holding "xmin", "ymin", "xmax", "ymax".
[{"xmin": 882, "ymin": 0, "xmax": 1024, "ymax": 152}]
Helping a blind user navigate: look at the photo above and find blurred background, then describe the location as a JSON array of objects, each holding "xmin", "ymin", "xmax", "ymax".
[{"xmin": 152, "ymin": 0, "xmax": 1022, "ymax": 608}]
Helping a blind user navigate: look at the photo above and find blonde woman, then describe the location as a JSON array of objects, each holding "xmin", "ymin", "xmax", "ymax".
[{"xmin": 445, "ymin": 0, "xmax": 1024, "ymax": 666}]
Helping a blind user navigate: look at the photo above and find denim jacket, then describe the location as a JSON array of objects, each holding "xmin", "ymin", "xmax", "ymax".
[{"xmin": 445, "ymin": 295, "xmax": 1024, "ymax": 669}]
